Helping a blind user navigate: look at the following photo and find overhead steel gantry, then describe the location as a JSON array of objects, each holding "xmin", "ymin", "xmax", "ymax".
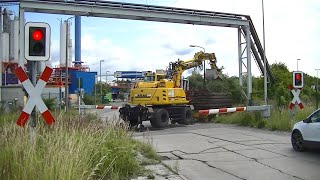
[{"xmin": 1, "ymin": 0, "xmax": 274, "ymax": 105}]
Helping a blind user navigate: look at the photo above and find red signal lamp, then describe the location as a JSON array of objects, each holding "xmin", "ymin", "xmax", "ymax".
[
  {"xmin": 295, "ymin": 73, "xmax": 301, "ymax": 80},
  {"xmin": 32, "ymin": 29, "xmax": 43, "ymax": 41}
]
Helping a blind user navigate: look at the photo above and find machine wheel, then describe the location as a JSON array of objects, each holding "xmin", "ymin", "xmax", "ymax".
[
  {"xmin": 150, "ymin": 108, "xmax": 169, "ymax": 128},
  {"xmin": 291, "ymin": 130, "xmax": 305, "ymax": 152},
  {"xmin": 179, "ymin": 107, "xmax": 193, "ymax": 125}
]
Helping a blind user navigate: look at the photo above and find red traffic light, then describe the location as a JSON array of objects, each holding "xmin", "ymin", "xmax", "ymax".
[
  {"xmin": 32, "ymin": 29, "xmax": 43, "ymax": 41},
  {"xmin": 295, "ymin": 73, "xmax": 301, "ymax": 80}
]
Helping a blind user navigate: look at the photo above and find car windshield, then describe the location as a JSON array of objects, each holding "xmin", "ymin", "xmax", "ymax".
[{"xmin": 309, "ymin": 109, "xmax": 320, "ymax": 122}]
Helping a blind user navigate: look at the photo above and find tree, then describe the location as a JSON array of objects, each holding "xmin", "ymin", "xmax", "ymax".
[
  {"xmin": 189, "ymin": 61, "xmax": 320, "ymax": 108},
  {"xmin": 119, "ymin": 92, "xmax": 125, "ymax": 101}
]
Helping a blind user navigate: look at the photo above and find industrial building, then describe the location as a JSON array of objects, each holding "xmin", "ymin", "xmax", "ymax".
[{"xmin": 0, "ymin": 7, "xmax": 96, "ymax": 107}]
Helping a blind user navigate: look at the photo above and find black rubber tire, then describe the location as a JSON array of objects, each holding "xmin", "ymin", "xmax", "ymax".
[
  {"xmin": 179, "ymin": 107, "xmax": 193, "ymax": 125},
  {"xmin": 150, "ymin": 108, "xmax": 169, "ymax": 128},
  {"xmin": 291, "ymin": 130, "xmax": 305, "ymax": 152}
]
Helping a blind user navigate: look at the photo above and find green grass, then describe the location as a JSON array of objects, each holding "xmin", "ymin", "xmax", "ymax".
[
  {"xmin": 213, "ymin": 106, "xmax": 315, "ymax": 131},
  {"xmin": 0, "ymin": 111, "xmax": 158, "ymax": 180}
]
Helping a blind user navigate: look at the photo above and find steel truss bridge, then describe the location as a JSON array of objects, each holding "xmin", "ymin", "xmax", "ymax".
[{"xmin": 1, "ymin": 0, "xmax": 274, "ymax": 104}]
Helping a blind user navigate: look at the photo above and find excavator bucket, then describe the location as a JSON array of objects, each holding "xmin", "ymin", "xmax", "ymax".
[{"xmin": 205, "ymin": 68, "xmax": 223, "ymax": 80}]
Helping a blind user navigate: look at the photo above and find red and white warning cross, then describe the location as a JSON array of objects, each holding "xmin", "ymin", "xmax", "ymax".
[
  {"xmin": 289, "ymin": 84, "xmax": 304, "ymax": 109},
  {"xmin": 14, "ymin": 66, "xmax": 55, "ymax": 127}
]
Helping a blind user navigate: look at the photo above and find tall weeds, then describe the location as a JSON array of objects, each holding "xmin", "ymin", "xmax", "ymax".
[
  {"xmin": 214, "ymin": 106, "xmax": 315, "ymax": 131},
  {"xmin": 0, "ymin": 111, "xmax": 146, "ymax": 180}
]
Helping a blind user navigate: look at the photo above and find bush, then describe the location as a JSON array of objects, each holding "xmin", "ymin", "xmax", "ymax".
[
  {"xmin": 119, "ymin": 92, "xmax": 125, "ymax": 101},
  {"xmin": 83, "ymin": 95, "xmax": 95, "ymax": 105},
  {"xmin": 257, "ymin": 120, "xmax": 266, "ymax": 129},
  {"xmin": 43, "ymin": 98, "xmax": 56, "ymax": 110}
]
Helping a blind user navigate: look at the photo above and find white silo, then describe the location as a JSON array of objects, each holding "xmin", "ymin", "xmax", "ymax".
[
  {"xmin": 60, "ymin": 20, "xmax": 67, "ymax": 67},
  {"xmin": 0, "ymin": 33, "xmax": 9, "ymax": 62},
  {"xmin": 67, "ymin": 21, "xmax": 72, "ymax": 67},
  {"xmin": 60, "ymin": 20, "xmax": 72, "ymax": 67},
  {"xmin": 9, "ymin": 16, "xmax": 19, "ymax": 63},
  {"xmin": 1, "ymin": 8, "xmax": 11, "ymax": 63}
]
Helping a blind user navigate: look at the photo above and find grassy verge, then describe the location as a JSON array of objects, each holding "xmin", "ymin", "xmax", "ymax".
[
  {"xmin": 213, "ymin": 106, "xmax": 315, "ymax": 131},
  {"xmin": 0, "ymin": 111, "xmax": 158, "ymax": 180}
]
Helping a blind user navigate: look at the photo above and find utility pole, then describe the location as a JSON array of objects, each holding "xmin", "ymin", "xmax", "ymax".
[
  {"xmin": 262, "ymin": 0, "xmax": 267, "ymax": 104},
  {"xmin": 100, "ymin": 60, "xmax": 104, "ymax": 104}
]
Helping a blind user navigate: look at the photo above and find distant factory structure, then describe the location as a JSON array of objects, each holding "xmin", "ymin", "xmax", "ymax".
[
  {"xmin": 0, "ymin": 7, "xmax": 96, "ymax": 106},
  {"xmin": 0, "ymin": 6, "xmax": 158, "ymax": 107}
]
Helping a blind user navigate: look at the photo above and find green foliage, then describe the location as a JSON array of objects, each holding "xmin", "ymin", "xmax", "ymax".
[
  {"xmin": 95, "ymin": 82, "xmax": 112, "ymax": 97},
  {"xmin": 119, "ymin": 92, "xmax": 125, "ymax": 101},
  {"xmin": 43, "ymin": 98, "xmax": 56, "ymax": 110},
  {"xmin": 0, "ymin": 112, "xmax": 18, "ymax": 127},
  {"xmin": 83, "ymin": 95, "xmax": 95, "ymax": 105},
  {"xmin": 214, "ymin": 106, "xmax": 315, "ymax": 131},
  {"xmin": 215, "ymin": 111, "xmax": 263, "ymax": 128},
  {"xmin": 190, "ymin": 61, "xmax": 320, "ymax": 108},
  {"xmin": 250, "ymin": 61, "xmax": 320, "ymax": 108},
  {"xmin": 0, "ymin": 111, "xmax": 157, "ymax": 180},
  {"xmin": 135, "ymin": 141, "xmax": 161, "ymax": 162},
  {"xmin": 189, "ymin": 72, "xmax": 205, "ymax": 89}
]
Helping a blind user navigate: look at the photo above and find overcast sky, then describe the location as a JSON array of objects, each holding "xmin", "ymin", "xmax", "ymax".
[{"xmin": 7, "ymin": 0, "xmax": 320, "ymax": 78}]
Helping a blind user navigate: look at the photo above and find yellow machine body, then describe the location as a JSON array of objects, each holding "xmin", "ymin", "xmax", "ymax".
[{"xmin": 130, "ymin": 79, "xmax": 188, "ymax": 106}]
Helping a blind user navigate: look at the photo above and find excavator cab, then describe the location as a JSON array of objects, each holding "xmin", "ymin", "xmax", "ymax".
[{"xmin": 143, "ymin": 72, "xmax": 166, "ymax": 82}]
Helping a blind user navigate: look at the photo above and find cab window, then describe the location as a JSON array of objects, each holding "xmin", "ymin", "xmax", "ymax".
[
  {"xmin": 156, "ymin": 75, "xmax": 165, "ymax": 81},
  {"xmin": 144, "ymin": 76, "xmax": 155, "ymax": 82}
]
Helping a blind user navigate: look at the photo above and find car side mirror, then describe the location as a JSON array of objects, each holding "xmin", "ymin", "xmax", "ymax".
[{"xmin": 303, "ymin": 118, "xmax": 311, "ymax": 123}]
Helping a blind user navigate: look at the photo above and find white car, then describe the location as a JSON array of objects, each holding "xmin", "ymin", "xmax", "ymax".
[{"xmin": 291, "ymin": 109, "xmax": 320, "ymax": 151}]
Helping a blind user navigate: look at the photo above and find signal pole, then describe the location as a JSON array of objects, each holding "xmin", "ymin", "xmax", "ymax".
[
  {"xmin": 24, "ymin": 22, "xmax": 51, "ymax": 146},
  {"xmin": 64, "ymin": 17, "xmax": 73, "ymax": 112},
  {"xmin": 65, "ymin": 20, "xmax": 69, "ymax": 112}
]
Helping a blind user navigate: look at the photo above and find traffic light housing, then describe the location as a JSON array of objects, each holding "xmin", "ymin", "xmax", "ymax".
[
  {"xmin": 293, "ymin": 71, "xmax": 303, "ymax": 88},
  {"xmin": 25, "ymin": 22, "xmax": 51, "ymax": 61}
]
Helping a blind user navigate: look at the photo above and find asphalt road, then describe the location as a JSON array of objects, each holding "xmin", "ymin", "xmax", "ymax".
[{"xmin": 93, "ymin": 107, "xmax": 320, "ymax": 180}]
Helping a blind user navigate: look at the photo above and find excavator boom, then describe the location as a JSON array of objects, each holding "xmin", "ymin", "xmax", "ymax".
[{"xmin": 167, "ymin": 51, "xmax": 222, "ymax": 87}]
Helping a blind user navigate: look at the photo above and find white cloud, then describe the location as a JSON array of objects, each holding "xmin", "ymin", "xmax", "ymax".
[
  {"xmin": 170, "ymin": 0, "xmax": 320, "ymax": 77},
  {"xmin": 49, "ymin": 0, "xmax": 320, "ymax": 78}
]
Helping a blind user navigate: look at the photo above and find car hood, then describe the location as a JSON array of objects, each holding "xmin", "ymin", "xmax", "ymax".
[{"xmin": 293, "ymin": 120, "xmax": 304, "ymax": 130}]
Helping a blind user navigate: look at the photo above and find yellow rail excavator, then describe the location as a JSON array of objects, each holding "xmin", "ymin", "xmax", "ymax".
[{"xmin": 119, "ymin": 51, "xmax": 222, "ymax": 130}]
